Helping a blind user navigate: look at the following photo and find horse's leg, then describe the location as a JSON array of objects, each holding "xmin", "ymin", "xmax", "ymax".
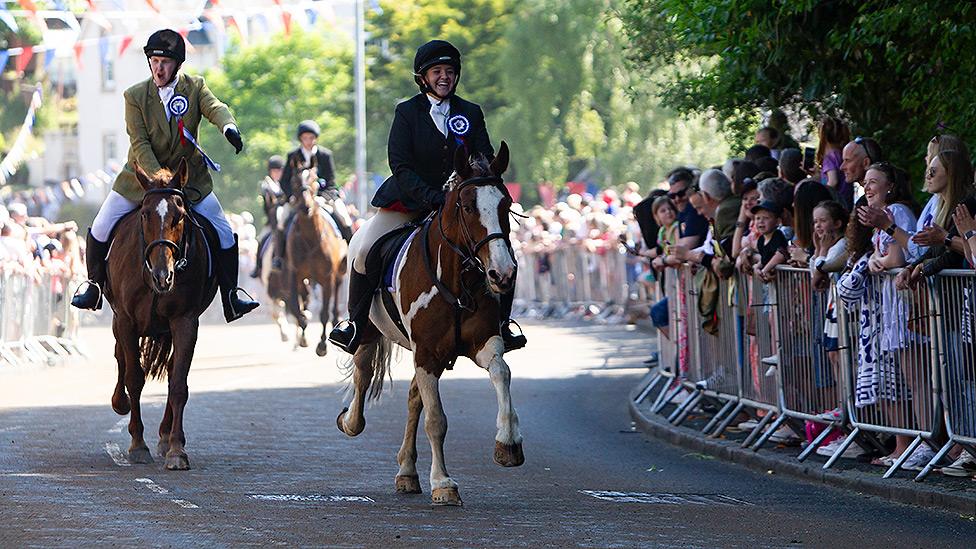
[
  {"xmin": 414, "ymin": 365, "xmax": 461, "ymax": 506},
  {"xmin": 291, "ymin": 276, "xmax": 309, "ymax": 348},
  {"xmin": 164, "ymin": 317, "xmax": 199, "ymax": 471},
  {"xmin": 395, "ymin": 375, "xmax": 423, "ymax": 494},
  {"xmin": 315, "ymin": 274, "xmax": 333, "ymax": 356},
  {"xmin": 336, "ymin": 341, "xmax": 377, "ymax": 436},
  {"xmin": 110, "ymin": 338, "xmax": 130, "ymax": 415},
  {"xmin": 273, "ymin": 298, "xmax": 290, "ymax": 343},
  {"xmin": 115, "ymin": 318, "xmax": 152, "ymax": 464},
  {"xmin": 475, "ymin": 336, "xmax": 525, "ymax": 467},
  {"xmin": 157, "ymin": 389, "xmax": 173, "ymax": 458}
]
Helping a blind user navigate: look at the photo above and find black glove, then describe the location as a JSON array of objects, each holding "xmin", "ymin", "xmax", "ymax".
[{"xmin": 224, "ymin": 126, "xmax": 243, "ymax": 154}]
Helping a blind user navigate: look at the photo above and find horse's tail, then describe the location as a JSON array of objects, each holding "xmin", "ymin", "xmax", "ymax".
[
  {"xmin": 338, "ymin": 336, "xmax": 396, "ymax": 402},
  {"xmin": 140, "ymin": 334, "xmax": 174, "ymax": 380}
]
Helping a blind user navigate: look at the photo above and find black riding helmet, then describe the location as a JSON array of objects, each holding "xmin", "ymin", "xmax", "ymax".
[
  {"xmin": 267, "ymin": 155, "xmax": 284, "ymax": 170},
  {"xmin": 143, "ymin": 29, "xmax": 186, "ymax": 64},
  {"xmin": 413, "ymin": 40, "xmax": 461, "ymax": 99},
  {"xmin": 297, "ymin": 120, "xmax": 320, "ymax": 139}
]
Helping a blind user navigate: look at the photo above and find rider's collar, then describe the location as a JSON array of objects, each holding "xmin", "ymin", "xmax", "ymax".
[
  {"xmin": 426, "ymin": 93, "xmax": 450, "ymax": 108},
  {"xmin": 301, "ymin": 145, "xmax": 318, "ymax": 163}
]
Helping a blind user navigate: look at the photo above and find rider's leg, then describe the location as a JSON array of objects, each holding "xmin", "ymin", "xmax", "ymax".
[
  {"xmin": 193, "ymin": 192, "xmax": 259, "ymax": 322},
  {"xmin": 330, "ymin": 198, "xmax": 354, "ymax": 242},
  {"xmin": 72, "ymin": 191, "xmax": 138, "ymax": 310},
  {"xmin": 250, "ymin": 228, "xmax": 271, "ymax": 278},
  {"xmin": 329, "ymin": 209, "xmax": 419, "ymax": 353},
  {"xmin": 499, "ymin": 289, "xmax": 527, "ymax": 351},
  {"xmin": 272, "ymin": 202, "xmax": 292, "ymax": 270}
]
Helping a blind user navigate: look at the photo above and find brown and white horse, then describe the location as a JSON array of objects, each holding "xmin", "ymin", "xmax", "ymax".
[
  {"xmin": 285, "ymin": 161, "xmax": 348, "ymax": 355},
  {"xmin": 258, "ymin": 186, "xmax": 293, "ymax": 342},
  {"xmin": 337, "ymin": 142, "xmax": 523, "ymax": 506},
  {"xmin": 105, "ymin": 159, "xmax": 217, "ymax": 470}
]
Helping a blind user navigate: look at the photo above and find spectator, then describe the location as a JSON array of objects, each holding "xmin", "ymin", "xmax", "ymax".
[
  {"xmin": 698, "ymin": 168, "xmax": 740, "ymax": 246},
  {"xmin": 790, "ymin": 179, "xmax": 836, "ymax": 267},
  {"xmin": 758, "ymin": 177, "xmax": 795, "ymax": 237},
  {"xmin": 751, "ymin": 200, "xmax": 789, "ymax": 282},
  {"xmin": 755, "ymin": 126, "xmax": 782, "ymax": 159},
  {"xmin": 767, "ymin": 109, "xmax": 801, "ymax": 150},
  {"xmin": 733, "ymin": 177, "xmax": 761, "ymax": 272},
  {"xmin": 840, "ymin": 137, "xmax": 884, "ymax": 196},
  {"xmin": 745, "ymin": 144, "xmax": 772, "ymax": 163},
  {"xmin": 731, "ymin": 160, "xmax": 760, "ymax": 196},
  {"xmin": 778, "ymin": 148, "xmax": 806, "ymax": 184},
  {"xmin": 755, "ymin": 156, "xmax": 780, "ymax": 177},
  {"xmin": 816, "ymin": 116, "xmax": 853, "ymax": 208},
  {"xmin": 665, "ymin": 167, "xmax": 708, "ymax": 249}
]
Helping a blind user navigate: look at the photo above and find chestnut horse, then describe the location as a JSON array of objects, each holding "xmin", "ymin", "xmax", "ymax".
[
  {"xmin": 105, "ymin": 159, "xmax": 217, "ymax": 470},
  {"xmin": 336, "ymin": 142, "xmax": 523, "ymax": 506},
  {"xmin": 285, "ymin": 161, "xmax": 348, "ymax": 355}
]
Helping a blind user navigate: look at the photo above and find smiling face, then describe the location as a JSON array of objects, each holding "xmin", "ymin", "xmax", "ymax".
[
  {"xmin": 742, "ymin": 189, "xmax": 760, "ymax": 215},
  {"xmin": 812, "ymin": 206, "xmax": 841, "ymax": 238},
  {"xmin": 655, "ymin": 203, "xmax": 677, "ymax": 226},
  {"xmin": 424, "ymin": 64, "xmax": 457, "ymax": 98},
  {"xmin": 149, "ymin": 56, "xmax": 179, "ymax": 88},
  {"xmin": 862, "ymin": 168, "xmax": 892, "ymax": 208}
]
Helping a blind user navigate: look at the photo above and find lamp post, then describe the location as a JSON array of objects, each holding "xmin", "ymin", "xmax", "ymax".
[{"xmin": 354, "ymin": 0, "xmax": 368, "ymax": 216}]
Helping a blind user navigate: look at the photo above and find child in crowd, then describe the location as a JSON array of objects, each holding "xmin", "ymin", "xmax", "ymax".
[
  {"xmin": 652, "ymin": 196, "xmax": 680, "ymax": 269},
  {"xmin": 810, "ymin": 200, "xmax": 849, "ymax": 422},
  {"xmin": 751, "ymin": 201, "xmax": 789, "ymax": 282}
]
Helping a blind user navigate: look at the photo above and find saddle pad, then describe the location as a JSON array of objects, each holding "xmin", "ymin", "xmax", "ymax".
[{"xmin": 385, "ymin": 226, "xmax": 421, "ymax": 293}]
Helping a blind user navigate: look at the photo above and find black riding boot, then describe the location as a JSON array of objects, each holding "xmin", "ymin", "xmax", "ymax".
[
  {"xmin": 500, "ymin": 291, "xmax": 526, "ymax": 352},
  {"xmin": 271, "ymin": 227, "xmax": 286, "ymax": 271},
  {"xmin": 217, "ymin": 236, "xmax": 260, "ymax": 323},
  {"xmin": 250, "ymin": 231, "xmax": 272, "ymax": 278},
  {"xmin": 328, "ymin": 270, "xmax": 374, "ymax": 354},
  {"xmin": 331, "ymin": 211, "xmax": 353, "ymax": 243},
  {"xmin": 71, "ymin": 230, "xmax": 110, "ymax": 311}
]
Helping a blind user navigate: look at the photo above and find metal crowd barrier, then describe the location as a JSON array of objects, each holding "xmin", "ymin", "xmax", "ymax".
[{"xmin": 0, "ymin": 269, "xmax": 86, "ymax": 367}]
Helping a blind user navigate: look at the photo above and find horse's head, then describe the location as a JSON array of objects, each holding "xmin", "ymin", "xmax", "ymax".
[
  {"xmin": 443, "ymin": 141, "xmax": 515, "ymax": 294},
  {"xmin": 289, "ymin": 156, "xmax": 318, "ymax": 215},
  {"xmin": 134, "ymin": 159, "xmax": 190, "ymax": 294}
]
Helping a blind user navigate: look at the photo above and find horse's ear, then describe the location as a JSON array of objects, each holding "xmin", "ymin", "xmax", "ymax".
[
  {"xmin": 489, "ymin": 141, "xmax": 510, "ymax": 177},
  {"xmin": 454, "ymin": 146, "xmax": 472, "ymax": 181},
  {"xmin": 173, "ymin": 157, "xmax": 189, "ymax": 189},
  {"xmin": 133, "ymin": 161, "xmax": 154, "ymax": 191}
]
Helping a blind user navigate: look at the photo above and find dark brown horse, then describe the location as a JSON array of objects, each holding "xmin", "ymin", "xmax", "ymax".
[
  {"xmin": 285, "ymin": 160, "xmax": 348, "ymax": 355},
  {"xmin": 105, "ymin": 159, "xmax": 217, "ymax": 470},
  {"xmin": 336, "ymin": 143, "xmax": 523, "ymax": 506},
  {"xmin": 258, "ymin": 185, "xmax": 294, "ymax": 343}
]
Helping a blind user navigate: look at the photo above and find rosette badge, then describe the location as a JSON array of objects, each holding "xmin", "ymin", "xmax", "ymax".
[
  {"xmin": 448, "ymin": 114, "xmax": 470, "ymax": 136},
  {"xmin": 168, "ymin": 94, "xmax": 189, "ymax": 119}
]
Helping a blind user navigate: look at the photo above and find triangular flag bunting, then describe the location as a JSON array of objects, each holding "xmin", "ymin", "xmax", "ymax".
[
  {"xmin": 43, "ymin": 48, "xmax": 56, "ymax": 71},
  {"xmin": 18, "ymin": 0, "xmax": 38, "ymax": 14},
  {"xmin": 0, "ymin": 51, "xmax": 9, "ymax": 73},
  {"xmin": 145, "ymin": 0, "xmax": 160, "ymax": 13},
  {"xmin": 119, "ymin": 35, "xmax": 134, "ymax": 56},
  {"xmin": 15, "ymin": 46, "xmax": 34, "ymax": 73},
  {"xmin": 73, "ymin": 41, "xmax": 85, "ymax": 70}
]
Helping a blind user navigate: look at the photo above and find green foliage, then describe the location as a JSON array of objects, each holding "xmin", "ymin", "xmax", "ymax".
[
  {"xmin": 620, "ymin": 0, "xmax": 976, "ymax": 180},
  {"xmin": 203, "ymin": 27, "xmax": 355, "ymax": 213},
  {"xmin": 1, "ymin": 16, "xmax": 46, "ymax": 154}
]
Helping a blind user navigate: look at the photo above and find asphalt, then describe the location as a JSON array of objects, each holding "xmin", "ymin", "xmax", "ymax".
[{"xmin": 2, "ymin": 317, "xmax": 976, "ymax": 547}]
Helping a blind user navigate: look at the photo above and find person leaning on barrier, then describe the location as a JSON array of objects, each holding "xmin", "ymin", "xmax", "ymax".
[{"xmin": 953, "ymin": 203, "xmax": 976, "ymax": 267}]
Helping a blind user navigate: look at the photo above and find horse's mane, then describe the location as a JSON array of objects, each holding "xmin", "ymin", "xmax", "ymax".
[
  {"xmin": 445, "ymin": 154, "xmax": 492, "ymax": 190},
  {"xmin": 143, "ymin": 168, "xmax": 175, "ymax": 190}
]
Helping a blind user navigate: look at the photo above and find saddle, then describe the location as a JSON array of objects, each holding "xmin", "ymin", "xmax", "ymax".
[{"xmin": 362, "ymin": 219, "xmax": 427, "ymax": 341}]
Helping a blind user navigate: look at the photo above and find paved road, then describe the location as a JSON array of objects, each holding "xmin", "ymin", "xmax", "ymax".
[{"xmin": 2, "ymin": 317, "xmax": 975, "ymax": 547}]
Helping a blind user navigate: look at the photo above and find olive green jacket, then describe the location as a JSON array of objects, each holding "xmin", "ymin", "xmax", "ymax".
[{"xmin": 113, "ymin": 73, "xmax": 236, "ymax": 203}]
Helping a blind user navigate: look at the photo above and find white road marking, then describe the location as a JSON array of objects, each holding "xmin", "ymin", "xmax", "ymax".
[
  {"xmin": 108, "ymin": 417, "xmax": 127, "ymax": 434},
  {"xmin": 103, "ymin": 442, "xmax": 131, "ymax": 467},
  {"xmin": 0, "ymin": 425, "xmax": 23, "ymax": 433},
  {"xmin": 248, "ymin": 494, "xmax": 374, "ymax": 503},
  {"xmin": 171, "ymin": 499, "xmax": 200, "ymax": 509},
  {"xmin": 579, "ymin": 490, "xmax": 753, "ymax": 506},
  {"xmin": 136, "ymin": 477, "xmax": 169, "ymax": 494}
]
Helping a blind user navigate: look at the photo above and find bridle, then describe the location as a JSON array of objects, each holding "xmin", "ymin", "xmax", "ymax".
[
  {"xmin": 140, "ymin": 187, "xmax": 198, "ymax": 275},
  {"xmin": 436, "ymin": 175, "xmax": 516, "ymax": 278}
]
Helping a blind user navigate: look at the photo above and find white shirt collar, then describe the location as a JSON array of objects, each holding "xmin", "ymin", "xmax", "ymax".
[
  {"xmin": 157, "ymin": 74, "xmax": 180, "ymax": 119},
  {"xmin": 301, "ymin": 146, "xmax": 318, "ymax": 164},
  {"xmin": 427, "ymin": 94, "xmax": 450, "ymax": 136}
]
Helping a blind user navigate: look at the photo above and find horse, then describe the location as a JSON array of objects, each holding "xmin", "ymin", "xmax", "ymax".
[
  {"xmin": 284, "ymin": 159, "xmax": 348, "ymax": 355},
  {"xmin": 336, "ymin": 142, "xmax": 523, "ymax": 506},
  {"xmin": 258, "ymin": 185, "xmax": 293, "ymax": 343},
  {"xmin": 104, "ymin": 159, "xmax": 217, "ymax": 470}
]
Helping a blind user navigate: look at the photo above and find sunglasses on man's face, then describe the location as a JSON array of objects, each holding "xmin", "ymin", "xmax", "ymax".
[{"xmin": 668, "ymin": 187, "xmax": 688, "ymax": 199}]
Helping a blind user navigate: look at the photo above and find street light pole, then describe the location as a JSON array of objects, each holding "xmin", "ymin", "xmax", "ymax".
[{"xmin": 354, "ymin": 0, "xmax": 368, "ymax": 216}]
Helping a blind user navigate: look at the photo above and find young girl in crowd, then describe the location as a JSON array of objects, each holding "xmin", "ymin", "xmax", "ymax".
[
  {"xmin": 810, "ymin": 200, "xmax": 849, "ymax": 419},
  {"xmin": 816, "ymin": 117, "xmax": 853, "ymax": 209}
]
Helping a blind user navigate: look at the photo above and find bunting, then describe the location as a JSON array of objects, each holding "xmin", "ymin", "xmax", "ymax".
[{"xmin": 0, "ymin": 86, "xmax": 44, "ymax": 187}]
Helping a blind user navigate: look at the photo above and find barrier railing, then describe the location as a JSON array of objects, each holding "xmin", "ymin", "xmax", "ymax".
[{"xmin": 0, "ymin": 269, "xmax": 86, "ymax": 367}]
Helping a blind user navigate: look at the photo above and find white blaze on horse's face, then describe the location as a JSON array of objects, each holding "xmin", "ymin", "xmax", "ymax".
[
  {"xmin": 475, "ymin": 186, "xmax": 515, "ymax": 293},
  {"xmin": 156, "ymin": 199, "xmax": 168, "ymax": 226}
]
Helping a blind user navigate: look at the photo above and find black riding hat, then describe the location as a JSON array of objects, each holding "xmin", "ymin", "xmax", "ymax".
[
  {"xmin": 143, "ymin": 29, "xmax": 186, "ymax": 64},
  {"xmin": 268, "ymin": 155, "xmax": 284, "ymax": 170},
  {"xmin": 413, "ymin": 40, "xmax": 461, "ymax": 99},
  {"xmin": 297, "ymin": 120, "xmax": 320, "ymax": 138}
]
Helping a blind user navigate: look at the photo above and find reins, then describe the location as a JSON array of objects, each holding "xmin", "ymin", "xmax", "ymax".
[{"xmin": 140, "ymin": 187, "xmax": 201, "ymax": 277}]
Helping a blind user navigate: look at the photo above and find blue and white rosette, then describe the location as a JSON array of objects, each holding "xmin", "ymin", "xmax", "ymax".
[
  {"xmin": 167, "ymin": 93, "xmax": 221, "ymax": 172},
  {"xmin": 448, "ymin": 114, "xmax": 470, "ymax": 142}
]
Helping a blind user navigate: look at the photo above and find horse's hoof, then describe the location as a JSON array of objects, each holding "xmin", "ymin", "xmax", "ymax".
[
  {"xmin": 336, "ymin": 407, "xmax": 349, "ymax": 433},
  {"xmin": 431, "ymin": 487, "xmax": 462, "ymax": 506},
  {"xmin": 493, "ymin": 441, "xmax": 525, "ymax": 467},
  {"xmin": 395, "ymin": 474, "xmax": 422, "ymax": 494},
  {"xmin": 315, "ymin": 341, "xmax": 328, "ymax": 356},
  {"xmin": 279, "ymin": 333, "xmax": 289, "ymax": 343},
  {"xmin": 156, "ymin": 439, "xmax": 170, "ymax": 458},
  {"xmin": 298, "ymin": 338, "xmax": 309, "ymax": 348},
  {"xmin": 111, "ymin": 394, "xmax": 130, "ymax": 415},
  {"xmin": 164, "ymin": 452, "xmax": 191, "ymax": 471},
  {"xmin": 127, "ymin": 446, "xmax": 154, "ymax": 464}
]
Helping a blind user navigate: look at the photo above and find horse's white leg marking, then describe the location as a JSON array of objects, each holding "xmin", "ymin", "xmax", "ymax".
[
  {"xmin": 475, "ymin": 187, "xmax": 515, "ymax": 279},
  {"xmin": 475, "ymin": 335, "xmax": 522, "ymax": 446},
  {"xmin": 414, "ymin": 366, "xmax": 456, "ymax": 490},
  {"xmin": 396, "ymin": 376, "xmax": 423, "ymax": 478}
]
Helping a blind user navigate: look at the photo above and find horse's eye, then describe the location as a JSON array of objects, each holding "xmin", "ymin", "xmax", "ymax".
[{"xmin": 463, "ymin": 204, "xmax": 474, "ymax": 214}]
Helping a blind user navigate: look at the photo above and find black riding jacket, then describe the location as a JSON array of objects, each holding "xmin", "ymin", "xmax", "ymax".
[{"xmin": 371, "ymin": 93, "xmax": 493, "ymax": 212}]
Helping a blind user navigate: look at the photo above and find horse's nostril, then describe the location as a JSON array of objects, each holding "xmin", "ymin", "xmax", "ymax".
[{"xmin": 488, "ymin": 269, "xmax": 500, "ymax": 281}]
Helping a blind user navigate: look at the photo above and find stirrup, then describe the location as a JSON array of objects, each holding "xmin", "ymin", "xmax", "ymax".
[
  {"xmin": 71, "ymin": 279, "xmax": 103, "ymax": 310},
  {"xmin": 501, "ymin": 319, "xmax": 526, "ymax": 351},
  {"xmin": 328, "ymin": 319, "xmax": 358, "ymax": 353}
]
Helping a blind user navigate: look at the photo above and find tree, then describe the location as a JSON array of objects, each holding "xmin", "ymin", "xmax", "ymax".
[
  {"xmin": 620, "ymin": 0, "xmax": 976, "ymax": 179},
  {"xmin": 202, "ymin": 26, "xmax": 355, "ymax": 212}
]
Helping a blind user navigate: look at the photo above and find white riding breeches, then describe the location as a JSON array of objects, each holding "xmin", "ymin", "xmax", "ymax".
[
  {"xmin": 348, "ymin": 208, "xmax": 423, "ymax": 275},
  {"xmin": 90, "ymin": 190, "xmax": 236, "ymax": 249}
]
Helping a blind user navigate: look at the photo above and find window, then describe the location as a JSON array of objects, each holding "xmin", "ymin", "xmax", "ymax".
[
  {"xmin": 101, "ymin": 58, "xmax": 115, "ymax": 92},
  {"xmin": 103, "ymin": 133, "xmax": 118, "ymax": 165}
]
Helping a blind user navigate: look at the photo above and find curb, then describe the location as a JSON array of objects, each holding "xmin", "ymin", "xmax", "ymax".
[{"xmin": 628, "ymin": 374, "xmax": 976, "ymax": 516}]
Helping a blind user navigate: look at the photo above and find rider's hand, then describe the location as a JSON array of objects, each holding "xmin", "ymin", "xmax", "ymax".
[{"xmin": 224, "ymin": 127, "xmax": 243, "ymax": 154}]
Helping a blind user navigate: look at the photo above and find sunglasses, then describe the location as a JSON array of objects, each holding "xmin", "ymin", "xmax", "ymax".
[
  {"xmin": 667, "ymin": 187, "xmax": 688, "ymax": 199},
  {"xmin": 854, "ymin": 136, "xmax": 873, "ymax": 163}
]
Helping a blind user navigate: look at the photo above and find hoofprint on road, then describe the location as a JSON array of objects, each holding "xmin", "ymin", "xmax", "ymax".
[{"xmin": 2, "ymin": 318, "xmax": 975, "ymax": 547}]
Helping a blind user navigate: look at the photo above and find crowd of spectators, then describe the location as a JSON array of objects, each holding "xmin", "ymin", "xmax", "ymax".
[{"xmin": 0, "ymin": 199, "xmax": 82, "ymax": 282}]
